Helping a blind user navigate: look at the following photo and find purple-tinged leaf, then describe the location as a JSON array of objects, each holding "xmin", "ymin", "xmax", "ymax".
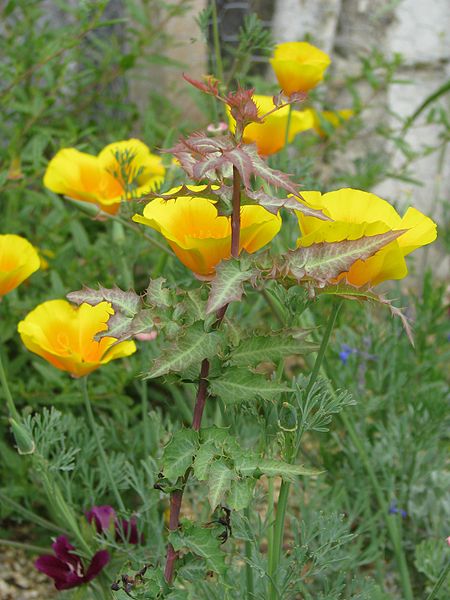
[
  {"xmin": 140, "ymin": 183, "xmax": 233, "ymax": 205},
  {"xmin": 245, "ymin": 188, "xmax": 329, "ymax": 219},
  {"xmin": 95, "ymin": 309, "xmax": 155, "ymax": 342},
  {"xmin": 206, "ymin": 258, "xmax": 254, "ymax": 315},
  {"xmin": 284, "ymin": 229, "xmax": 406, "ymax": 285},
  {"xmin": 183, "ymin": 73, "xmax": 220, "ymax": 97},
  {"xmin": 67, "ymin": 286, "xmax": 141, "ymax": 317}
]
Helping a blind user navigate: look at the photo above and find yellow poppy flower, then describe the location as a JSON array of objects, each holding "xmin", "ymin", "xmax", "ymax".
[
  {"xmin": 310, "ymin": 109, "xmax": 353, "ymax": 136},
  {"xmin": 44, "ymin": 139, "xmax": 165, "ymax": 215},
  {"xmin": 270, "ymin": 42, "xmax": 331, "ymax": 97},
  {"xmin": 227, "ymin": 95, "xmax": 314, "ymax": 156},
  {"xmin": 18, "ymin": 300, "xmax": 136, "ymax": 377},
  {"xmin": 0, "ymin": 234, "xmax": 40, "ymax": 297},
  {"xmin": 295, "ymin": 189, "xmax": 437, "ymax": 287},
  {"xmin": 133, "ymin": 185, "xmax": 282, "ymax": 277}
]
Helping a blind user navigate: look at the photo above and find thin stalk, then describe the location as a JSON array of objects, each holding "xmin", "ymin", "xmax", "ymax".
[
  {"xmin": 244, "ymin": 506, "xmax": 255, "ymax": 598},
  {"xmin": 211, "ymin": 0, "xmax": 224, "ymax": 84},
  {"xmin": 0, "ymin": 348, "xmax": 20, "ymax": 421},
  {"xmin": 192, "ymin": 358, "xmax": 211, "ymax": 431},
  {"xmin": 164, "ymin": 488, "xmax": 184, "ymax": 584},
  {"xmin": 231, "ymin": 166, "xmax": 241, "ymax": 258},
  {"xmin": 425, "ymin": 560, "xmax": 450, "ymax": 600},
  {"xmin": 284, "ymin": 104, "xmax": 293, "ymax": 148},
  {"xmin": 0, "ymin": 492, "xmax": 67, "ymax": 534},
  {"xmin": 0, "ymin": 539, "xmax": 50, "ymax": 554},
  {"xmin": 268, "ymin": 301, "xmax": 342, "ymax": 600},
  {"xmin": 141, "ymin": 380, "xmax": 150, "ymax": 458},
  {"xmin": 80, "ymin": 377, "xmax": 125, "ymax": 512}
]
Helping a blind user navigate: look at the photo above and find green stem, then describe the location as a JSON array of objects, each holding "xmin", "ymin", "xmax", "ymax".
[
  {"xmin": 244, "ymin": 506, "xmax": 255, "ymax": 598},
  {"xmin": 0, "ymin": 492, "xmax": 67, "ymax": 534},
  {"xmin": 284, "ymin": 104, "xmax": 293, "ymax": 149},
  {"xmin": 0, "ymin": 347, "xmax": 20, "ymax": 421},
  {"xmin": 80, "ymin": 377, "xmax": 125, "ymax": 512},
  {"xmin": 211, "ymin": 0, "xmax": 224, "ymax": 84},
  {"xmin": 268, "ymin": 301, "xmax": 342, "ymax": 600},
  {"xmin": 0, "ymin": 539, "xmax": 50, "ymax": 554},
  {"xmin": 425, "ymin": 560, "xmax": 450, "ymax": 600},
  {"xmin": 141, "ymin": 380, "xmax": 150, "ymax": 458}
]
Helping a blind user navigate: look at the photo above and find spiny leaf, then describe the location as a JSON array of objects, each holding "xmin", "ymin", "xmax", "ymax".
[
  {"xmin": 209, "ymin": 368, "xmax": 291, "ymax": 404},
  {"xmin": 67, "ymin": 286, "xmax": 141, "ymax": 317},
  {"xmin": 162, "ymin": 429, "xmax": 199, "ymax": 482},
  {"xmin": 140, "ymin": 183, "xmax": 232, "ymax": 205},
  {"xmin": 228, "ymin": 477, "xmax": 256, "ymax": 511},
  {"xmin": 234, "ymin": 453, "xmax": 322, "ymax": 480},
  {"xmin": 206, "ymin": 258, "xmax": 254, "ymax": 315},
  {"xmin": 146, "ymin": 278, "xmax": 171, "ymax": 307},
  {"xmin": 169, "ymin": 521, "xmax": 226, "ymax": 576},
  {"xmin": 193, "ymin": 440, "xmax": 218, "ymax": 481},
  {"xmin": 207, "ymin": 459, "xmax": 234, "ymax": 509},
  {"xmin": 285, "ymin": 229, "xmax": 406, "ymax": 285},
  {"xmin": 245, "ymin": 188, "xmax": 329, "ymax": 220},
  {"xmin": 144, "ymin": 323, "xmax": 222, "ymax": 379},
  {"xmin": 95, "ymin": 308, "xmax": 155, "ymax": 342},
  {"xmin": 228, "ymin": 331, "xmax": 317, "ymax": 366},
  {"xmin": 243, "ymin": 144, "xmax": 301, "ymax": 196},
  {"xmin": 316, "ymin": 281, "xmax": 414, "ymax": 344}
]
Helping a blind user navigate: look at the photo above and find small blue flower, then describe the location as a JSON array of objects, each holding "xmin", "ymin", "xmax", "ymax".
[
  {"xmin": 339, "ymin": 343, "xmax": 355, "ymax": 365},
  {"xmin": 389, "ymin": 502, "xmax": 407, "ymax": 519}
]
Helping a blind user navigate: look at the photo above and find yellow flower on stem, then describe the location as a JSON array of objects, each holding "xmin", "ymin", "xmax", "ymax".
[
  {"xmin": 43, "ymin": 139, "xmax": 165, "ymax": 215},
  {"xmin": 18, "ymin": 300, "xmax": 136, "ymax": 377},
  {"xmin": 0, "ymin": 234, "xmax": 40, "ymax": 297},
  {"xmin": 227, "ymin": 95, "xmax": 314, "ymax": 156},
  {"xmin": 310, "ymin": 109, "xmax": 353, "ymax": 136},
  {"xmin": 270, "ymin": 42, "xmax": 331, "ymax": 97},
  {"xmin": 296, "ymin": 189, "xmax": 437, "ymax": 287},
  {"xmin": 133, "ymin": 185, "xmax": 282, "ymax": 277}
]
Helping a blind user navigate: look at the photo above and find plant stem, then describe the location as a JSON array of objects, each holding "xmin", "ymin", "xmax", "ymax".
[
  {"xmin": 164, "ymin": 488, "xmax": 184, "ymax": 584},
  {"xmin": 0, "ymin": 348, "xmax": 20, "ymax": 421},
  {"xmin": 268, "ymin": 301, "xmax": 342, "ymax": 600},
  {"xmin": 192, "ymin": 358, "xmax": 211, "ymax": 431},
  {"xmin": 141, "ymin": 379, "xmax": 150, "ymax": 458},
  {"xmin": 0, "ymin": 538, "xmax": 50, "ymax": 554},
  {"xmin": 284, "ymin": 104, "xmax": 293, "ymax": 148},
  {"xmin": 231, "ymin": 165, "xmax": 241, "ymax": 258},
  {"xmin": 244, "ymin": 506, "xmax": 255, "ymax": 598},
  {"xmin": 425, "ymin": 559, "xmax": 450, "ymax": 600},
  {"xmin": 80, "ymin": 377, "xmax": 125, "ymax": 512}
]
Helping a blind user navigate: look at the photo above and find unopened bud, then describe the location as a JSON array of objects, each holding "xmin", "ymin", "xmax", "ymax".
[
  {"xmin": 278, "ymin": 402, "xmax": 298, "ymax": 432},
  {"xmin": 9, "ymin": 419, "xmax": 35, "ymax": 455}
]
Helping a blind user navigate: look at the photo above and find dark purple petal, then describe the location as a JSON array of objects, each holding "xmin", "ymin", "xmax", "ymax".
[
  {"xmin": 35, "ymin": 555, "xmax": 84, "ymax": 590},
  {"xmin": 52, "ymin": 536, "xmax": 80, "ymax": 570},
  {"xmin": 116, "ymin": 517, "xmax": 143, "ymax": 545},
  {"xmin": 84, "ymin": 550, "xmax": 110, "ymax": 582},
  {"xmin": 86, "ymin": 505, "xmax": 116, "ymax": 533}
]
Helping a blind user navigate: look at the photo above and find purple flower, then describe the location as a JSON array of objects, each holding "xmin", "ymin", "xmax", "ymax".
[
  {"xmin": 35, "ymin": 535, "xmax": 109, "ymax": 591},
  {"xmin": 339, "ymin": 343, "xmax": 355, "ymax": 365},
  {"xmin": 86, "ymin": 505, "xmax": 143, "ymax": 545},
  {"xmin": 389, "ymin": 502, "xmax": 407, "ymax": 519}
]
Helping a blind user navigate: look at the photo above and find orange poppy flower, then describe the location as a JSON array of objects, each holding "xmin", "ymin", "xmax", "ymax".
[{"xmin": 0, "ymin": 234, "xmax": 40, "ymax": 297}]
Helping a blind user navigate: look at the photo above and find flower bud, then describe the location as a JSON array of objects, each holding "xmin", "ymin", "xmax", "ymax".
[{"xmin": 9, "ymin": 418, "xmax": 35, "ymax": 455}]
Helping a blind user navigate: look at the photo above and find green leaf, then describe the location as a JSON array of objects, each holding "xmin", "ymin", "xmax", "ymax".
[
  {"xmin": 145, "ymin": 323, "xmax": 222, "ymax": 379},
  {"xmin": 228, "ymin": 331, "xmax": 316, "ymax": 366},
  {"xmin": 206, "ymin": 258, "xmax": 254, "ymax": 315},
  {"xmin": 67, "ymin": 285, "xmax": 141, "ymax": 316},
  {"xmin": 210, "ymin": 368, "xmax": 291, "ymax": 404},
  {"xmin": 162, "ymin": 429, "xmax": 199, "ymax": 482},
  {"xmin": 256, "ymin": 458, "xmax": 322, "ymax": 480},
  {"xmin": 207, "ymin": 459, "xmax": 234, "ymax": 509},
  {"xmin": 228, "ymin": 477, "xmax": 256, "ymax": 510},
  {"xmin": 96, "ymin": 308, "xmax": 155, "ymax": 342},
  {"xmin": 169, "ymin": 521, "xmax": 226, "ymax": 576},
  {"xmin": 285, "ymin": 229, "xmax": 405, "ymax": 285},
  {"xmin": 193, "ymin": 440, "xmax": 217, "ymax": 481},
  {"xmin": 146, "ymin": 277, "xmax": 171, "ymax": 307}
]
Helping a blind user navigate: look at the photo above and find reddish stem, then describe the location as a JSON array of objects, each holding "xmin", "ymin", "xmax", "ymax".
[
  {"xmin": 191, "ymin": 358, "xmax": 211, "ymax": 431},
  {"xmin": 163, "ymin": 489, "xmax": 183, "ymax": 584},
  {"xmin": 231, "ymin": 166, "xmax": 241, "ymax": 258}
]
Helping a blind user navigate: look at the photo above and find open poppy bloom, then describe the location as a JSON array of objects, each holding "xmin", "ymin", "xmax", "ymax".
[
  {"xmin": 35, "ymin": 535, "xmax": 109, "ymax": 591},
  {"xmin": 43, "ymin": 139, "xmax": 165, "ymax": 214},
  {"xmin": 270, "ymin": 42, "xmax": 331, "ymax": 97},
  {"xmin": 227, "ymin": 95, "xmax": 314, "ymax": 155},
  {"xmin": 18, "ymin": 300, "xmax": 136, "ymax": 377},
  {"xmin": 0, "ymin": 234, "xmax": 40, "ymax": 297},
  {"xmin": 295, "ymin": 189, "xmax": 437, "ymax": 287},
  {"xmin": 133, "ymin": 186, "xmax": 282, "ymax": 277},
  {"xmin": 86, "ymin": 505, "xmax": 143, "ymax": 545}
]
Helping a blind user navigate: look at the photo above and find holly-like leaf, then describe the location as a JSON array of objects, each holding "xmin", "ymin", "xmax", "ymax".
[
  {"xmin": 234, "ymin": 453, "xmax": 321, "ymax": 480},
  {"xmin": 169, "ymin": 521, "xmax": 226, "ymax": 576},
  {"xmin": 145, "ymin": 323, "xmax": 222, "ymax": 379},
  {"xmin": 67, "ymin": 285, "xmax": 141, "ymax": 317},
  {"xmin": 162, "ymin": 429, "xmax": 199, "ymax": 482},
  {"xmin": 206, "ymin": 258, "xmax": 254, "ymax": 315},
  {"xmin": 193, "ymin": 440, "xmax": 217, "ymax": 481},
  {"xmin": 146, "ymin": 278, "xmax": 171, "ymax": 308},
  {"xmin": 210, "ymin": 368, "xmax": 291, "ymax": 404},
  {"xmin": 228, "ymin": 477, "xmax": 256, "ymax": 511},
  {"xmin": 228, "ymin": 331, "xmax": 316, "ymax": 366},
  {"xmin": 207, "ymin": 459, "xmax": 234, "ymax": 509},
  {"xmin": 285, "ymin": 229, "xmax": 407, "ymax": 285},
  {"xmin": 95, "ymin": 308, "xmax": 155, "ymax": 342},
  {"xmin": 244, "ymin": 188, "xmax": 330, "ymax": 220}
]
